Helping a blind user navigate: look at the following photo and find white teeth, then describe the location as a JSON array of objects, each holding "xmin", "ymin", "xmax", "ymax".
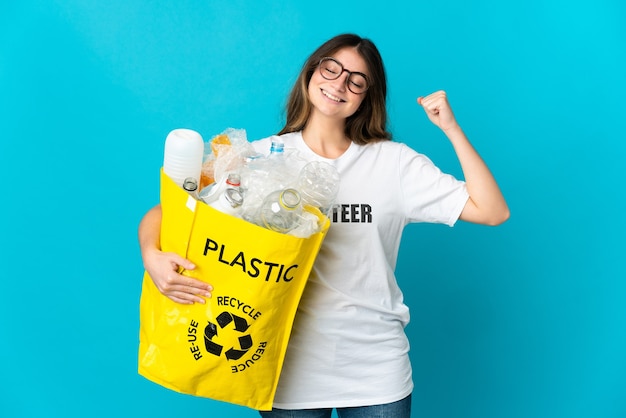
[{"xmin": 322, "ymin": 89, "xmax": 342, "ymax": 102}]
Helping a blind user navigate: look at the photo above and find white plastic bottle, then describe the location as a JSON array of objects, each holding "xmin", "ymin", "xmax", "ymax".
[
  {"xmin": 199, "ymin": 172, "xmax": 241, "ymax": 204},
  {"xmin": 163, "ymin": 129, "xmax": 204, "ymax": 188}
]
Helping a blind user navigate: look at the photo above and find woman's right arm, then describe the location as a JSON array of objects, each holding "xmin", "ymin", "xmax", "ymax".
[{"xmin": 138, "ymin": 204, "xmax": 213, "ymax": 304}]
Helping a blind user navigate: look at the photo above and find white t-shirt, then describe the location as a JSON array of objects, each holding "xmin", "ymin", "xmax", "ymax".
[{"xmin": 252, "ymin": 131, "xmax": 469, "ymax": 409}]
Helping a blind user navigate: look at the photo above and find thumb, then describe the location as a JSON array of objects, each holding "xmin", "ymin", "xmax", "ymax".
[
  {"xmin": 170, "ymin": 253, "xmax": 195, "ymax": 271},
  {"xmin": 417, "ymin": 97, "xmax": 424, "ymax": 105}
]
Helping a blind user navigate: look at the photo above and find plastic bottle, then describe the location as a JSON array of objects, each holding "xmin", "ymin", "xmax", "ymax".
[
  {"xmin": 209, "ymin": 187, "xmax": 244, "ymax": 217},
  {"xmin": 259, "ymin": 188, "xmax": 303, "ymax": 233},
  {"xmin": 225, "ymin": 173, "xmax": 242, "ymax": 189},
  {"xmin": 297, "ymin": 161, "xmax": 340, "ymax": 215},
  {"xmin": 199, "ymin": 172, "xmax": 242, "ymax": 204},
  {"xmin": 163, "ymin": 129, "xmax": 204, "ymax": 188},
  {"xmin": 239, "ymin": 155, "xmax": 269, "ymax": 223},
  {"xmin": 264, "ymin": 138, "xmax": 293, "ymax": 192}
]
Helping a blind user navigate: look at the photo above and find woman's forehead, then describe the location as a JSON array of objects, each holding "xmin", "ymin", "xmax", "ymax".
[{"xmin": 330, "ymin": 47, "xmax": 369, "ymax": 74}]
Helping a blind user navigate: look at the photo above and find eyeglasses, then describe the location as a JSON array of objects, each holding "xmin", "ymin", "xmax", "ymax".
[{"xmin": 317, "ymin": 57, "xmax": 369, "ymax": 94}]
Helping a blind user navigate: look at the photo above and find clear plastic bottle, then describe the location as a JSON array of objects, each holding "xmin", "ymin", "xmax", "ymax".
[
  {"xmin": 239, "ymin": 155, "xmax": 269, "ymax": 223},
  {"xmin": 259, "ymin": 188, "xmax": 303, "ymax": 233},
  {"xmin": 209, "ymin": 187, "xmax": 244, "ymax": 217},
  {"xmin": 265, "ymin": 138, "xmax": 293, "ymax": 192},
  {"xmin": 297, "ymin": 161, "xmax": 340, "ymax": 215}
]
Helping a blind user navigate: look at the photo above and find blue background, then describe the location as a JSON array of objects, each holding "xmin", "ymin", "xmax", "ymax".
[{"xmin": 1, "ymin": 1, "xmax": 625, "ymax": 417}]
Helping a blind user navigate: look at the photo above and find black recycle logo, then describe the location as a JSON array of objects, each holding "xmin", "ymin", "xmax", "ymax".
[{"xmin": 204, "ymin": 311, "xmax": 253, "ymax": 360}]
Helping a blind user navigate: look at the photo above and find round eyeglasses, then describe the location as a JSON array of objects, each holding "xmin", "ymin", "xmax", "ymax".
[{"xmin": 318, "ymin": 57, "xmax": 369, "ymax": 94}]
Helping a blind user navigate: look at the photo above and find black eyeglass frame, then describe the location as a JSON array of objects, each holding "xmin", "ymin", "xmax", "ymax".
[{"xmin": 317, "ymin": 57, "xmax": 370, "ymax": 94}]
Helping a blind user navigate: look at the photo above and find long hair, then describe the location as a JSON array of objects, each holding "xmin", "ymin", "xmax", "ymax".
[{"xmin": 278, "ymin": 34, "xmax": 391, "ymax": 144}]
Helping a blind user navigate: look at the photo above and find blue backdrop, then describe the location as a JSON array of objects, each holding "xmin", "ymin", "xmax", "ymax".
[{"xmin": 1, "ymin": 1, "xmax": 624, "ymax": 417}]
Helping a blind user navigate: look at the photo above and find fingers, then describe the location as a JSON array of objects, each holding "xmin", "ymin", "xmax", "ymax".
[
  {"xmin": 170, "ymin": 253, "xmax": 196, "ymax": 271},
  {"xmin": 160, "ymin": 271, "xmax": 213, "ymax": 304},
  {"xmin": 417, "ymin": 90, "xmax": 448, "ymax": 112},
  {"xmin": 417, "ymin": 90, "xmax": 459, "ymax": 132},
  {"xmin": 179, "ymin": 270, "xmax": 214, "ymax": 296},
  {"xmin": 146, "ymin": 250, "xmax": 213, "ymax": 305}
]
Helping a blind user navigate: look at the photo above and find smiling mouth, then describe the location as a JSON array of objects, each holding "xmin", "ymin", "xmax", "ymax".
[{"xmin": 321, "ymin": 89, "xmax": 344, "ymax": 103}]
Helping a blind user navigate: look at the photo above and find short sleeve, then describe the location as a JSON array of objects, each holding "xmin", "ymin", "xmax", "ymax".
[{"xmin": 398, "ymin": 143, "xmax": 469, "ymax": 226}]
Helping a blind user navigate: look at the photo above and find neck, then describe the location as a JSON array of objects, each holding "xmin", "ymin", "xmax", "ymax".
[{"xmin": 302, "ymin": 114, "xmax": 351, "ymax": 159}]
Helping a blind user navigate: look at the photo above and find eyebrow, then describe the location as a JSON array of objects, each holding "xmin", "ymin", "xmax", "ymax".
[{"xmin": 331, "ymin": 57, "xmax": 368, "ymax": 77}]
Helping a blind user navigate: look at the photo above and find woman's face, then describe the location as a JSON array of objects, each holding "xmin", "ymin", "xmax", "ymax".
[{"xmin": 307, "ymin": 47, "xmax": 369, "ymax": 122}]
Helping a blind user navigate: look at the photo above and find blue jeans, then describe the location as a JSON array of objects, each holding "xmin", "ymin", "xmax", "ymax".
[{"xmin": 259, "ymin": 394, "xmax": 411, "ymax": 418}]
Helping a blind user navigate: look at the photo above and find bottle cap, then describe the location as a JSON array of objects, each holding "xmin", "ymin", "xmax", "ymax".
[{"xmin": 270, "ymin": 140, "xmax": 285, "ymax": 154}]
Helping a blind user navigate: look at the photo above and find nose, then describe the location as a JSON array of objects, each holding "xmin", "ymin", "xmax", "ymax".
[{"xmin": 332, "ymin": 70, "xmax": 350, "ymax": 92}]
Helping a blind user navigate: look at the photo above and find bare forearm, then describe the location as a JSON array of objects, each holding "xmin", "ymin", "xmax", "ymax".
[
  {"xmin": 138, "ymin": 204, "xmax": 163, "ymax": 259},
  {"xmin": 445, "ymin": 126, "xmax": 510, "ymax": 225}
]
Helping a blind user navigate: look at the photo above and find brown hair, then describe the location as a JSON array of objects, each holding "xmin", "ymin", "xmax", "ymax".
[{"xmin": 278, "ymin": 33, "xmax": 392, "ymax": 144}]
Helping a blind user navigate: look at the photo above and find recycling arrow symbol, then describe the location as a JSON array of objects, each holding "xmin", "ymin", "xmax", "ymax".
[{"xmin": 204, "ymin": 311, "xmax": 253, "ymax": 360}]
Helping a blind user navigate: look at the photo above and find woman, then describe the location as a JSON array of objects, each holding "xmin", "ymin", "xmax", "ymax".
[{"xmin": 138, "ymin": 33, "xmax": 509, "ymax": 417}]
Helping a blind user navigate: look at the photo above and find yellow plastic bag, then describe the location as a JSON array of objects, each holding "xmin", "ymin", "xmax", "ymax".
[{"xmin": 138, "ymin": 170, "xmax": 330, "ymax": 410}]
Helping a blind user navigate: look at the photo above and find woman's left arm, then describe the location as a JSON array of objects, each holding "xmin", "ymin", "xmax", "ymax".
[{"xmin": 418, "ymin": 91, "xmax": 510, "ymax": 226}]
